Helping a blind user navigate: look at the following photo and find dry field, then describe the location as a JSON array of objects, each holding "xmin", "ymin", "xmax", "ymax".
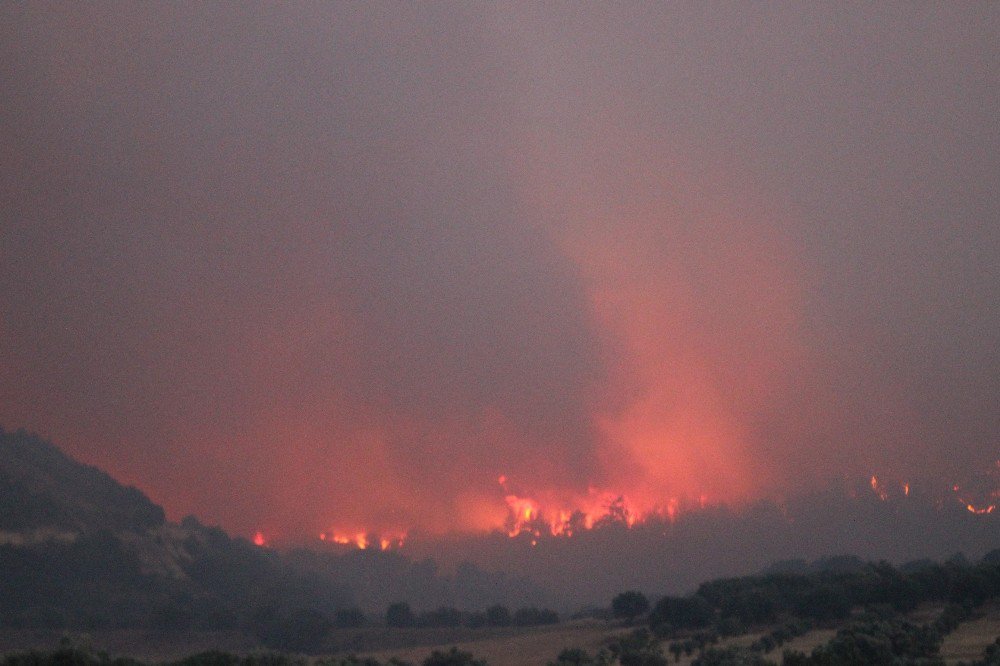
[
  {"xmin": 940, "ymin": 602, "xmax": 1000, "ymax": 665},
  {"xmin": 353, "ymin": 607, "xmax": 1000, "ymax": 666},
  {"xmin": 1, "ymin": 607, "xmax": 997, "ymax": 666},
  {"xmin": 357, "ymin": 624, "xmax": 836, "ymax": 666},
  {"xmin": 355, "ymin": 620, "xmax": 628, "ymax": 666},
  {"xmin": 0, "ymin": 629, "xmax": 258, "ymax": 662}
]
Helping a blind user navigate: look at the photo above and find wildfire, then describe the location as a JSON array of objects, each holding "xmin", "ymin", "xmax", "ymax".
[
  {"xmin": 952, "ymin": 462, "xmax": 1000, "ymax": 516},
  {"xmin": 252, "ymin": 531, "xmax": 266, "ymax": 547},
  {"xmin": 310, "ymin": 467, "xmax": 998, "ymax": 549},
  {"xmin": 868, "ymin": 475, "xmax": 911, "ymax": 502},
  {"xmin": 319, "ymin": 530, "xmax": 405, "ymax": 550},
  {"xmin": 499, "ymin": 475, "xmax": 666, "ymax": 539},
  {"xmin": 869, "ymin": 475, "xmax": 889, "ymax": 501}
]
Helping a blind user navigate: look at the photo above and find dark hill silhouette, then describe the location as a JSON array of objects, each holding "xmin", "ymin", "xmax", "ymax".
[
  {"xmin": 0, "ymin": 427, "xmax": 164, "ymax": 534},
  {"xmin": 0, "ymin": 428, "xmax": 351, "ymax": 631},
  {"xmin": 0, "ymin": 428, "xmax": 546, "ymax": 640}
]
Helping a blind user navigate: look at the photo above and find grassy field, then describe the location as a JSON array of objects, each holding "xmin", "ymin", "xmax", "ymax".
[
  {"xmin": 351, "ymin": 605, "xmax": 1000, "ymax": 666},
  {"xmin": 355, "ymin": 620, "xmax": 628, "ymax": 666},
  {"xmin": 940, "ymin": 602, "xmax": 1000, "ymax": 665},
  {"xmin": 0, "ymin": 629, "xmax": 258, "ymax": 663},
  {"xmin": 1, "ymin": 605, "xmax": 998, "ymax": 665},
  {"xmin": 357, "ymin": 624, "xmax": 838, "ymax": 666}
]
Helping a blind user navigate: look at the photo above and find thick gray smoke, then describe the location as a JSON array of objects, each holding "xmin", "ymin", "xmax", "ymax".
[{"xmin": 1, "ymin": 4, "xmax": 997, "ymax": 538}]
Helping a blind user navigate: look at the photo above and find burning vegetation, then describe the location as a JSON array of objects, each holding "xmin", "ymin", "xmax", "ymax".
[{"xmin": 303, "ymin": 462, "xmax": 1000, "ymax": 551}]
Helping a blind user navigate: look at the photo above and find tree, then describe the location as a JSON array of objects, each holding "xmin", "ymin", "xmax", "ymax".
[
  {"xmin": 386, "ymin": 602, "xmax": 415, "ymax": 628},
  {"xmin": 549, "ymin": 647, "xmax": 595, "ymax": 665},
  {"xmin": 422, "ymin": 646, "xmax": 486, "ymax": 666},
  {"xmin": 613, "ymin": 591, "xmax": 651, "ymax": 625},
  {"xmin": 334, "ymin": 607, "xmax": 366, "ymax": 628},
  {"xmin": 649, "ymin": 596, "xmax": 714, "ymax": 630},
  {"xmin": 418, "ymin": 607, "xmax": 462, "ymax": 627},
  {"xmin": 513, "ymin": 607, "xmax": 559, "ymax": 626},
  {"xmin": 252, "ymin": 607, "xmax": 332, "ymax": 653},
  {"xmin": 485, "ymin": 604, "xmax": 511, "ymax": 626},
  {"xmin": 608, "ymin": 628, "xmax": 667, "ymax": 666}
]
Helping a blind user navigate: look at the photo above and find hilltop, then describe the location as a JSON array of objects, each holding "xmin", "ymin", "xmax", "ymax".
[{"xmin": 0, "ymin": 428, "xmax": 544, "ymax": 644}]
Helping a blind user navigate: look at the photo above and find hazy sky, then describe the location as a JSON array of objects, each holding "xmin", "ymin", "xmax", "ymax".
[{"xmin": 1, "ymin": 3, "xmax": 997, "ymax": 538}]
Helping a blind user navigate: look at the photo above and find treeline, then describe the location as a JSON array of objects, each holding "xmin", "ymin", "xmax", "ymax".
[
  {"xmin": 0, "ymin": 643, "xmax": 488, "ymax": 666},
  {"xmin": 649, "ymin": 551, "xmax": 1000, "ymax": 635},
  {"xmin": 0, "ymin": 522, "xmax": 559, "ymax": 653},
  {"xmin": 383, "ymin": 601, "xmax": 558, "ymax": 629},
  {"xmin": 0, "ymin": 429, "xmax": 548, "ymax": 647},
  {"xmin": 554, "ymin": 551, "xmax": 1000, "ymax": 665},
  {"xmin": 0, "ymin": 518, "xmax": 350, "ymax": 638}
]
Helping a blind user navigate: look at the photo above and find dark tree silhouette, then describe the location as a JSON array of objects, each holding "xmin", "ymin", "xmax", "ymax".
[
  {"xmin": 386, "ymin": 602, "xmax": 415, "ymax": 628},
  {"xmin": 612, "ymin": 591, "xmax": 651, "ymax": 625},
  {"xmin": 485, "ymin": 604, "xmax": 511, "ymax": 627}
]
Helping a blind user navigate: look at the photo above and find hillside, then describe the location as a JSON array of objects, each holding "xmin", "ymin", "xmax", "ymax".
[
  {"xmin": 0, "ymin": 427, "xmax": 164, "ymax": 535},
  {"xmin": 0, "ymin": 429, "xmax": 545, "ymax": 643},
  {"xmin": 0, "ymin": 428, "xmax": 351, "ymax": 635}
]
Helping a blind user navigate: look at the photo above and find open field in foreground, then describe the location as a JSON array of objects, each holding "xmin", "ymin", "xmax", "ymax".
[
  {"xmin": 940, "ymin": 602, "xmax": 1000, "ymax": 665},
  {"xmin": 359, "ymin": 624, "xmax": 840, "ymax": 666},
  {"xmin": 356, "ymin": 606, "xmax": 1000, "ymax": 666},
  {"xmin": 357, "ymin": 620, "xmax": 627, "ymax": 666},
  {"xmin": 1, "ymin": 605, "xmax": 998, "ymax": 666}
]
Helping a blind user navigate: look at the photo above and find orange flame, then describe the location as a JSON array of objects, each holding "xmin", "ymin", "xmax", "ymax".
[
  {"xmin": 252, "ymin": 531, "xmax": 266, "ymax": 547},
  {"xmin": 951, "ymin": 467, "xmax": 999, "ymax": 516},
  {"xmin": 497, "ymin": 475, "xmax": 678, "ymax": 539},
  {"xmin": 324, "ymin": 530, "xmax": 406, "ymax": 550},
  {"xmin": 313, "ymin": 468, "xmax": 996, "ymax": 547},
  {"xmin": 870, "ymin": 475, "xmax": 889, "ymax": 501}
]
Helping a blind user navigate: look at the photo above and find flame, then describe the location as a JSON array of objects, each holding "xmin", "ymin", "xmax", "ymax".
[
  {"xmin": 870, "ymin": 475, "xmax": 889, "ymax": 501},
  {"xmin": 868, "ymin": 475, "xmax": 912, "ymax": 501},
  {"xmin": 498, "ymin": 475, "xmax": 679, "ymax": 539},
  {"xmin": 324, "ymin": 530, "xmax": 406, "ymax": 550},
  {"xmin": 951, "ymin": 464, "xmax": 1000, "ymax": 516},
  {"xmin": 312, "ymin": 467, "xmax": 997, "ymax": 547},
  {"xmin": 252, "ymin": 531, "xmax": 266, "ymax": 547}
]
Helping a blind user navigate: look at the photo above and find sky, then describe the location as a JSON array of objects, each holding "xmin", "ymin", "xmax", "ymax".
[{"xmin": 1, "ymin": 3, "xmax": 997, "ymax": 539}]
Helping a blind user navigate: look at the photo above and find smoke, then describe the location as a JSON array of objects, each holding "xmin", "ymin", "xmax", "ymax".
[{"xmin": 1, "ymin": 4, "xmax": 997, "ymax": 537}]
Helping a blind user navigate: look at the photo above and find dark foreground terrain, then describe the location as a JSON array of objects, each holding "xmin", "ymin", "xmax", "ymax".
[
  {"xmin": 3, "ymin": 428, "xmax": 1000, "ymax": 664},
  {"xmin": 4, "ymin": 552, "xmax": 1000, "ymax": 665}
]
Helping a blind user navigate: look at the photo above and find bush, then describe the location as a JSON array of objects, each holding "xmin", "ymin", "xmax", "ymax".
[
  {"xmin": 334, "ymin": 608, "xmax": 366, "ymax": 628},
  {"xmin": 649, "ymin": 596, "xmax": 714, "ymax": 630},
  {"xmin": 607, "ymin": 629, "xmax": 667, "ymax": 666},
  {"xmin": 417, "ymin": 607, "xmax": 462, "ymax": 628},
  {"xmin": 421, "ymin": 647, "xmax": 485, "ymax": 666},
  {"xmin": 613, "ymin": 591, "xmax": 651, "ymax": 624},
  {"xmin": 512, "ymin": 607, "xmax": 559, "ymax": 626},
  {"xmin": 691, "ymin": 647, "xmax": 775, "ymax": 666},
  {"xmin": 464, "ymin": 612, "xmax": 486, "ymax": 629},
  {"xmin": 251, "ymin": 608, "xmax": 332, "ymax": 653},
  {"xmin": 386, "ymin": 603, "xmax": 415, "ymax": 628},
  {"xmin": 485, "ymin": 605, "xmax": 511, "ymax": 627},
  {"xmin": 548, "ymin": 648, "xmax": 594, "ymax": 665}
]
